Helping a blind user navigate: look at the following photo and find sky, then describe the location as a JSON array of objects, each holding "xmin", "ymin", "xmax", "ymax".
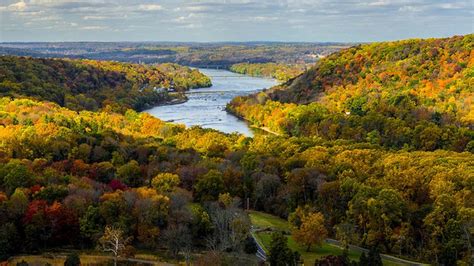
[{"xmin": 0, "ymin": 0, "xmax": 473, "ymax": 42}]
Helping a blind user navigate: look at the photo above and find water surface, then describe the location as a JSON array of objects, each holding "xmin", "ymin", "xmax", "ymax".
[{"xmin": 145, "ymin": 68, "xmax": 277, "ymax": 136}]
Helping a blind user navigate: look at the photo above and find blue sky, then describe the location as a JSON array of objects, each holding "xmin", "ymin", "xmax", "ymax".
[{"xmin": 0, "ymin": 0, "xmax": 472, "ymax": 42}]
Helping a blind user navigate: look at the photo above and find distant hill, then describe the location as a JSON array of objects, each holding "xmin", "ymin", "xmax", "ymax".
[
  {"xmin": 228, "ymin": 34, "xmax": 473, "ymax": 151},
  {"xmin": 0, "ymin": 42, "xmax": 350, "ymax": 66}
]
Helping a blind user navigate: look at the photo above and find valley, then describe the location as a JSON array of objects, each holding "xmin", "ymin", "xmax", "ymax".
[{"xmin": 0, "ymin": 34, "xmax": 472, "ymax": 266}]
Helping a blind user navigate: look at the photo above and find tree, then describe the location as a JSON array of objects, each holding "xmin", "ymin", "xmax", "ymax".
[
  {"xmin": 358, "ymin": 252, "xmax": 368, "ymax": 266},
  {"xmin": 315, "ymin": 254, "xmax": 353, "ymax": 266},
  {"xmin": 7, "ymin": 188, "xmax": 29, "ymax": 218},
  {"xmin": 243, "ymin": 236, "xmax": 258, "ymax": 254},
  {"xmin": 64, "ymin": 253, "xmax": 81, "ymax": 266},
  {"xmin": 79, "ymin": 206, "xmax": 104, "ymax": 245},
  {"xmin": 206, "ymin": 201, "xmax": 251, "ymax": 252},
  {"xmin": 190, "ymin": 204, "xmax": 213, "ymax": 241},
  {"xmin": 116, "ymin": 160, "xmax": 142, "ymax": 187},
  {"xmin": 1, "ymin": 160, "xmax": 33, "ymax": 195},
  {"xmin": 335, "ymin": 223, "xmax": 358, "ymax": 250},
  {"xmin": 286, "ymin": 168, "xmax": 321, "ymax": 204},
  {"xmin": 0, "ymin": 222, "xmax": 19, "ymax": 260},
  {"xmin": 268, "ymin": 231, "xmax": 298, "ymax": 266},
  {"xmin": 152, "ymin": 173, "xmax": 180, "ymax": 193},
  {"xmin": 98, "ymin": 226, "xmax": 131, "ymax": 266},
  {"xmin": 162, "ymin": 224, "xmax": 192, "ymax": 259},
  {"xmin": 255, "ymin": 173, "xmax": 281, "ymax": 212},
  {"xmin": 290, "ymin": 209, "xmax": 328, "ymax": 251},
  {"xmin": 367, "ymin": 248, "xmax": 382, "ymax": 266},
  {"xmin": 194, "ymin": 170, "xmax": 225, "ymax": 201}
]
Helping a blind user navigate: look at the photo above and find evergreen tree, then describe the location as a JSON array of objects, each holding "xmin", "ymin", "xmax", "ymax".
[
  {"xmin": 243, "ymin": 237, "xmax": 258, "ymax": 254},
  {"xmin": 358, "ymin": 252, "xmax": 368, "ymax": 266},
  {"xmin": 268, "ymin": 231, "xmax": 296, "ymax": 266},
  {"xmin": 367, "ymin": 248, "xmax": 383, "ymax": 266}
]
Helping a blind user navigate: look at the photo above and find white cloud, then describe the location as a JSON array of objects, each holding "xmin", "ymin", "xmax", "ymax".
[
  {"xmin": 368, "ymin": 1, "xmax": 391, "ymax": 7},
  {"xmin": 399, "ymin": 5, "xmax": 422, "ymax": 12},
  {"xmin": 80, "ymin": 25, "xmax": 108, "ymax": 30},
  {"xmin": 8, "ymin": 1, "xmax": 27, "ymax": 11},
  {"xmin": 138, "ymin": 4, "xmax": 163, "ymax": 11},
  {"xmin": 183, "ymin": 6, "xmax": 210, "ymax": 12},
  {"xmin": 438, "ymin": 3, "xmax": 464, "ymax": 9},
  {"xmin": 83, "ymin": 15, "xmax": 108, "ymax": 20},
  {"xmin": 0, "ymin": 0, "xmax": 471, "ymax": 42}
]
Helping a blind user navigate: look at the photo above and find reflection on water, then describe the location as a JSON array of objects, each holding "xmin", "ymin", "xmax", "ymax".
[{"xmin": 144, "ymin": 68, "xmax": 277, "ymax": 136}]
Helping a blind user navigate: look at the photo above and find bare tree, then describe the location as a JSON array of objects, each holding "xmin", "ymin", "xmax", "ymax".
[
  {"xmin": 98, "ymin": 226, "xmax": 132, "ymax": 266},
  {"xmin": 205, "ymin": 199, "xmax": 251, "ymax": 253},
  {"xmin": 162, "ymin": 224, "xmax": 193, "ymax": 259}
]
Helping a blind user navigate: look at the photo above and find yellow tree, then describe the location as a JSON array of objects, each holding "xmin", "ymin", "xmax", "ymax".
[
  {"xmin": 151, "ymin": 173, "xmax": 180, "ymax": 193},
  {"xmin": 291, "ymin": 210, "xmax": 328, "ymax": 252}
]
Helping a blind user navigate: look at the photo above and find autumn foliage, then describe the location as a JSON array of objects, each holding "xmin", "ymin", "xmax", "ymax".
[{"xmin": 0, "ymin": 34, "xmax": 472, "ymax": 265}]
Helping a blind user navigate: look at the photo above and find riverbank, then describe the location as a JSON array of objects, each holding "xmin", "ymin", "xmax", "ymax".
[
  {"xmin": 163, "ymin": 95, "xmax": 188, "ymax": 106},
  {"xmin": 225, "ymin": 106, "xmax": 281, "ymax": 136}
]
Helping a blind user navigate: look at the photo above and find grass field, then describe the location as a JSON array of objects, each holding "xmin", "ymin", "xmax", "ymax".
[
  {"xmin": 256, "ymin": 231, "xmax": 361, "ymax": 262},
  {"xmin": 248, "ymin": 210, "xmax": 289, "ymax": 232},
  {"xmin": 248, "ymin": 210, "xmax": 407, "ymax": 266}
]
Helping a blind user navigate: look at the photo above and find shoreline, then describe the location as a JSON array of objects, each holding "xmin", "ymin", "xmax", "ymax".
[
  {"xmin": 225, "ymin": 106, "xmax": 281, "ymax": 136},
  {"xmin": 140, "ymin": 95, "xmax": 188, "ymax": 112}
]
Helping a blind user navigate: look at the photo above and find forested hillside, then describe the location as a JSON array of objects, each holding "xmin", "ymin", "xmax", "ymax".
[
  {"xmin": 229, "ymin": 63, "xmax": 305, "ymax": 82},
  {"xmin": 0, "ymin": 97, "xmax": 472, "ymax": 264},
  {"xmin": 228, "ymin": 34, "xmax": 473, "ymax": 151},
  {"xmin": 0, "ymin": 56, "xmax": 210, "ymax": 112},
  {"xmin": 154, "ymin": 63, "xmax": 211, "ymax": 89}
]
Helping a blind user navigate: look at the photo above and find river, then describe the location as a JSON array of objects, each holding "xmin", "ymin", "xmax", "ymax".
[{"xmin": 145, "ymin": 68, "xmax": 277, "ymax": 136}]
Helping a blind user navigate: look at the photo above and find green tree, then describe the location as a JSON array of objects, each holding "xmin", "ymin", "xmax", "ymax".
[
  {"xmin": 116, "ymin": 160, "xmax": 142, "ymax": 187},
  {"xmin": 358, "ymin": 252, "xmax": 368, "ymax": 266},
  {"xmin": 193, "ymin": 170, "xmax": 225, "ymax": 201},
  {"xmin": 0, "ymin": 222, "xmax": 19, "ymax": 260},
  {"xmin": 79, "ymin": 206, "xmax": 104, "ymax": 245},
  {"xmin": 268, "ymin": 231, "xmax": 297, "ymax": 266},
  {"xmin": 7, "ymin": 188, "xmax": 29, "ymax": 218},
  {"xmin": 1, "ymin": 160, "xmax": 33, "ymax": 195},
  {"xmin": 367, "ymin": 248, "xmax": 382, "ymax": 266}
]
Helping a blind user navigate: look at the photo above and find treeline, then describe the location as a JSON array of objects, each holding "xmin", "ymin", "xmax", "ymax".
[
  {"xmin": 0, "ymin": 97, "xmax": 472, "ymax": 264},
  {"xmin": 0, "ymin": 42, "xmax": 348, "ymax": 66},
  {"xmin": 0, "ymin": 56, "xmax": 211, "ymax": 112},
  {"xmin": 228, "ymin": 34, "xmax": 474, "ymax": 152},
  {"xmin": 229, "ymin": 63, "xmax": 305, "ymax": 82}
]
